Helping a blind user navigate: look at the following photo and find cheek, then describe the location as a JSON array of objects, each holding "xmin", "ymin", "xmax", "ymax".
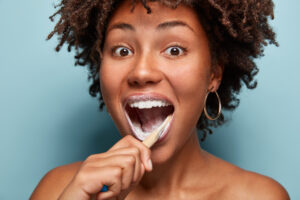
[
  {"xmin": 171, "ymin": 65, "xmax": 210, "ymax": 100},
  {"xmin": 168, "ymin": 49, "xmax": 211, "ymax": 99},
  {"xmin": 99, "ymin": 63, "xmax": 123, "ymax": 109},
  {"xmin": 169, "ymin": 62, "xmax": 211, "ymax": 121}
]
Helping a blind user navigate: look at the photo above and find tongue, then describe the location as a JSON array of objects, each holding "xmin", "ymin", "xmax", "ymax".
[{"xmin": 136, "ymin": 107, "xmax": 169, "ymax": 132}]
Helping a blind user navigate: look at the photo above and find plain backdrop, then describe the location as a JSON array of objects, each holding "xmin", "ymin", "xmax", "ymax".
[{"xmin": 0, "ymin": 0, "xmax": 299, "ymax": 199}]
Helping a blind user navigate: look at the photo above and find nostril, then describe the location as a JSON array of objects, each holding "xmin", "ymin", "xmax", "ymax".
[
  {"xmin": 130, "ymin": 79, "xmax": 160, "ymax": 87},
  {"xmin": 126, "ymin": 56, "xmax": 163, "ymax": 86},
  {"xmin": 134, "ymin": 81, "xmax": 155, "ymax": 85},
  {"xmin": 127, "ymin": 69, "xmax": 162, "ymax": 87}
]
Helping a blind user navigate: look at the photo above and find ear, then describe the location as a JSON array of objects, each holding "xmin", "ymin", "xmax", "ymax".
[{"xmin": 208, "ymin": 65, "xmax": 223, "ymax": 92}]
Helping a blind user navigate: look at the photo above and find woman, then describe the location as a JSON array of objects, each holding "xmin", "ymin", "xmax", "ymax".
[{"xmin": 31, "ymin": 0, "xmax": 289, "ymax": 199}]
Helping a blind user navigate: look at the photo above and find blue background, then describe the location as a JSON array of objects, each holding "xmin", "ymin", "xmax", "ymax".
[{"xmin": 0, "ymin": 0, "xmax": 299, "ymax": 199}]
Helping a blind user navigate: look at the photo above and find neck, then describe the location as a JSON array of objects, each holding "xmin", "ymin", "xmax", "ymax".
[{"xmin": 138, "ymin": 129, "xmax": 207, "ymax": 195}]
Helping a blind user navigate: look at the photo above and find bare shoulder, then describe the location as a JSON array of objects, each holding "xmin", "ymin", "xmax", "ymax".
[
  {"xmin": 225, "ymin": 168, "xmax": 290, "ymax": 200},
  {"xmin": 30, "ymin": 161, "xmax": 83, "ymax": 200},
  {"xmin": 204, "ymin": 152, "xmax": 289, "ymax": 200},
  {"xmin": 241, "ymin": 170, "xmax": 289, "ymax": 200}
]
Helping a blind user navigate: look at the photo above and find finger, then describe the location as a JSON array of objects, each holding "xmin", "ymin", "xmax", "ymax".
[
  {"xmin": 96, "ymin": 189, "xmax": 117, "ymax": 200},
  {"xmin": 110, "ymin": 135, "xmax": 152, "ymax": 171},
  {"xmin": 104, "ymin": 147, "xmax": 143, "ymax": 181},
  {"xmin": 134, "ymin": 160, "xmax": 144, "ymax": 184},
  {"xmin": 115, "ymin": 155, "xmax": 136, "ymax": 190},
  {"xmin": 96, "ymin": 164, "xmax": 142, "ymax": 200},
  {"xmin": 98, "ymin": 166, "xmax": 122, "ymax": 200},
  {"xmin": 136, "ymin": 163, "xmax": 145, "ymax": 184},
  {"xmin": 93, "ymin": 147, "xmax": 141, "ymax": 161},
  {"xmin": 88, "ymin": 154, "xmax": 142, "ymax": 188},
  {"xmin": 86, "ymin": 147, "xmax": 146, "ymax": 180},
  {"xmin": 74, "ymin": 166, "xmax": 122, "ymax": 197}
]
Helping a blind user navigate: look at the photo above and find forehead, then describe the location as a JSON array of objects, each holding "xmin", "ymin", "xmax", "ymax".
[{"xmin": 107, "ymin": 0, "xmax": 203, "ymax": 34}]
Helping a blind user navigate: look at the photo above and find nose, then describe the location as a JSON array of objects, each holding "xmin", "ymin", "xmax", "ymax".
[{"xmin": 127, "ymin": 53, "xmax": 163, "ymax": 87}]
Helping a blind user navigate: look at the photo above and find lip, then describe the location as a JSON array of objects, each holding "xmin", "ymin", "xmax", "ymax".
[{"xmin": 122, "ymin": 92, "xmax": 175, "ymax": 142}]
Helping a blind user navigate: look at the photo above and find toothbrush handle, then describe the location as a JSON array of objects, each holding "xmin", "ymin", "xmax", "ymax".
[{"xmin": 100, "ymin": 185, "xmax": 109, "ymax": 192}]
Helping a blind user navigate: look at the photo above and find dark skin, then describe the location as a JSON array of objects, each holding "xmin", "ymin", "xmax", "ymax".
[{"xmin": 31, "ymin": 1, "xmax": 289, "ymax": 200}]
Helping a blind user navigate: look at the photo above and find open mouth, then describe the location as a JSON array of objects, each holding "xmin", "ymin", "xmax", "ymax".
[{"xmin": 124, "ymin": 98, "xmax": 175, "ymax": 141}]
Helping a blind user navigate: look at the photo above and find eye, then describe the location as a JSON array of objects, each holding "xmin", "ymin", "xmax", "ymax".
[
  {"xmin": 112, "ymin": 46, "xmax": 133, "ymax": 57},
  {"xmin": 164, "ymin": 46, "xmax": 186, "ymax": 57}
]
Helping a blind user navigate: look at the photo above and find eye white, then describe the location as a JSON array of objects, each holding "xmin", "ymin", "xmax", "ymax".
[
  {"xmin": 165, "ymin": 46, "xmax": 184, "ymax": 56},
  {"xmin": 114, "ymin": 47, "xmax": 133, "ymax": 57}
]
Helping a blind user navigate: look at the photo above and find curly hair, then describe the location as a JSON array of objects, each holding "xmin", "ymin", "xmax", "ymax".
[{"xmin": 48, "ymin": 0, "xmax": 278, "ymax": 141}]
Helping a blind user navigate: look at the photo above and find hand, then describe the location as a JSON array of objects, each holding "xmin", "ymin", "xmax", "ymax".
[{"xmin": 58, "ymin": 135, "xmax": 153, "ymax": 200}]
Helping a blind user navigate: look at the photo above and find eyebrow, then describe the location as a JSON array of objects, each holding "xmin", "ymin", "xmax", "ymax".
[{"xmin": 107, "ymin": 20, "xmax": 195, "ymax": 33}]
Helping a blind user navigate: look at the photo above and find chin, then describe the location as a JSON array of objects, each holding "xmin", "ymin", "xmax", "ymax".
[{"xmin": 149, "ymin": 145, "xmax": 175, "ymax": 164}]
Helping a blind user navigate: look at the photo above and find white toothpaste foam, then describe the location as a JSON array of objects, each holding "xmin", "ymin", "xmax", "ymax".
[{"xmin": 132, "ymin": 115, "xmax": 172, "ymax": 141}]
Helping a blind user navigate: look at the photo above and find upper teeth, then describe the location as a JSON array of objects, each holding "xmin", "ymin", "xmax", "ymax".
[{"xmin": 129, "ymin": 100, "xmax": 171, "ymax": 109}]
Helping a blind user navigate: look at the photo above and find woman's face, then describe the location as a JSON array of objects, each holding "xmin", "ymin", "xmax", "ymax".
[{"xmin": 100, "ymin": 0, "xmax": 221, "ymax": 163}]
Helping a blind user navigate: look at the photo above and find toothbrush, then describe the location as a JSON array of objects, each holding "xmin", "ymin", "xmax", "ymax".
[
  {"xmin": 100, "ymin": 115, "xmax": 172, "ymax": 193},
  {"xmin": 142, "ymin": 115, "xmax": 172, "ymax": 148}
]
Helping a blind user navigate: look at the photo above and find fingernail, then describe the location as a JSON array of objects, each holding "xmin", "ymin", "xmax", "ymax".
[{"xmin": 147, "ymin": 159, "xmax": 153, "ymax": 171}]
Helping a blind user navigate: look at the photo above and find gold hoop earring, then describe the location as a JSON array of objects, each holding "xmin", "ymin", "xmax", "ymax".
[{"xmin": 203, "ymin": 91, "xmax": 222, "ymax": 120}]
